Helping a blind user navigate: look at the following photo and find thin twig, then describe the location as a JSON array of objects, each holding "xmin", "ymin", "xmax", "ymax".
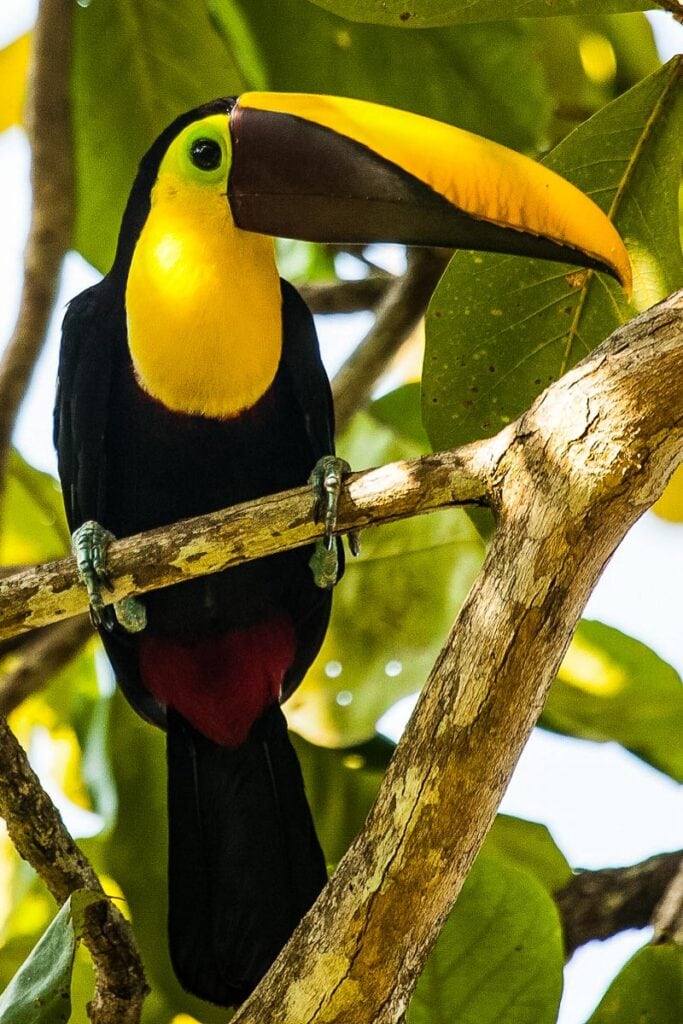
[
  {"xmin": 0, "ymin": 614, "xmax": 92, "ymax": 714},
  {"xmin": 653, "ymin": 0, "xmax": 683, "ymax": 26},
  {"xmin": 555, "ymin": 851, "xmax": 683, "ymax": 956},
  {"xmin": 0, "ymin": 0, "xmax": 75, "ymax": 495},
  {"xmin": 298, "ymin": 275, "xmax": 390, "ymax": 314},
  {"xmin": 331, "ymin": 248, "xmax": 450, "ymax": 431}
]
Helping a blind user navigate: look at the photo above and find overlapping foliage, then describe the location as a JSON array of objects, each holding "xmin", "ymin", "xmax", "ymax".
[{"xmin": 0, "ymin": 2, "xmax": 681, "ymax": 1022}]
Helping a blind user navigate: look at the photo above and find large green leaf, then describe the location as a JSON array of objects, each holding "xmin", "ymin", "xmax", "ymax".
[
  {"xmin": 0, "ymin": 891, "xmax": 102, "ymax": 1024},
  {"xmin": 408, "ymin": 854, "xmax": 564, "ymax": 1024},
  {"xmin": 211, "ymin": 0, "xmax": 551, "ymax": 152},
  {"xmin": 532, "ymin": 14, "xmax": 661, "ymax": 145},
  {"xmin": 587, "ymin": 944, "xmax": 683, "ymax": 1023},
  {"xmin": 71, "ymin": 0, "xmax": 245, "ymax": 271},
  {"xmin": 483, "ymin": 815, "xmax": 572, "ymax": 894},
  {"xmin": 423, "ymin": 58, "xmax": 683, "ymax": 451},
  {"xmin": 542, "ymin": 620, "xmax": 683, "ymax": 782},
  {"xmin": 0, "ymin": 452, "xmax": 68, "ymax": 565},
  {"xmin": 287, "ymin": 411, "xmax": 484, "ymax": 747},
  {"xmin": 306, "ymin": 0, "xmax": 648, "ymax": 27}
]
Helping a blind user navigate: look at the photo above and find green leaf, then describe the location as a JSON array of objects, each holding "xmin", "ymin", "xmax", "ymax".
[
  {"xmin": 483, "ymin": 815, "xmax": 572, "ymax": 894},
  {"xmin": 542, "ymin": 620, "xmax": 683, "ymax": 782},
  {"xmin": 408, "ymin": 855, "xmax": 564, "ymax": 1024},
  {"xmin": 532, "ymin": 14, "xmax": 661, "ymax": 145},
  {"xmin": 211, "ymin": 1, "xmax": 551, "ymax": 153},
  {"xmin": 305, "ymin": 0, "xmax": 648, "ymax": 28},
  {"xmin": 287, "ymin": 411, "xmax": 484, "ymax": 747},
  {"xmin": 0, "ymin": 452, "xmax": 69, "ymax": 565},
  {"xmin": 71, "ymin": 0, "xmax": 245, "ymax": 271},
  {"xmin": 587, "ymin": 944, "xmax": 683, "ymax": 1023},
  {"xmin": 0, "ymin": 891, "xmax": 102, "ymax": 1024},
  {"xmin": 423, "ymin": 58, "xmax": 683, "ymax": 452},
  {"xmin": 292, "ymin": 734, "xmax": 390, "ymax": 866},
  {"xmin": 370, "ymin": 383, "xmax": 431, "ymax": 450}
]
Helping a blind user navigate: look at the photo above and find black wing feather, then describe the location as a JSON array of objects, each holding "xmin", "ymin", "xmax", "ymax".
[{"xmin": 55, "ymin": 281, "xmax": 122, "ymax": 531}]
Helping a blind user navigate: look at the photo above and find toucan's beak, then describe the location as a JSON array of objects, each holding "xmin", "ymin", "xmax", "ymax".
[{"xmin": 228, "ymin": 92, "xmax": 631, "ymax": 293}]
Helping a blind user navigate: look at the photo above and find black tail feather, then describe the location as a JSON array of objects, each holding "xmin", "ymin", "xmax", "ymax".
[{"xmin": 166, "ymin": 704, "xmax": 327, "ymax": 1007}]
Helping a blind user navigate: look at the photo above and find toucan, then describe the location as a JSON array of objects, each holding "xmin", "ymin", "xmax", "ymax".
[{"xmin": 54, "ymin": 92, "xmax": 631, "ymax": 1007}]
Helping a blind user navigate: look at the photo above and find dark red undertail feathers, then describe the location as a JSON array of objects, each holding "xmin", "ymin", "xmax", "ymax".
[{"xmin": 140, "ymin": 615, "xmax": 296, "ymax": 746}]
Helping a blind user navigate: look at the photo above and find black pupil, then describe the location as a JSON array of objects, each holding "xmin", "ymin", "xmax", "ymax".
[{"xmin": 190, "ymin": 138, "xmax": 222, "ymax": 171}]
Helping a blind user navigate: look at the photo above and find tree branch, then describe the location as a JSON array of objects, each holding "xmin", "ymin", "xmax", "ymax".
[
  {"xmin": 331, "ymin": 248, "xmax": 450, "ymax": 431},
  {"xmin": 555, "ymin": 851, "xmax": 683, "ymax": 956},
  {"xmin": 0, "ymin": 614, "xmax": 92, "ymax": 715},
  {"xmin": 229, "ymin": 292, "xmax": 682, "ymax": 1023},
  {"xmin": 0, "ymin": 716, "xmax": 148, "ymax": 1022},
  {"xmin": 0, "ymin": 449, "xmax": 488, "ymax": 641},
  {"xmin": 298, "ymin": 276, "xmax": 390, "ymax": 314},
  {"xmin": 653, "ymin": 858, "xmax": 683, "ymax": 944},
  {"xmin": 0, "ymin": 0, "xmax": 75, "ymax": 493}
]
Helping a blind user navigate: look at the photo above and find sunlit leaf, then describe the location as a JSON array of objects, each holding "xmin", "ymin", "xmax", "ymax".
[
  {"xmin": 587, "ymin": 944, "xmax": 683, "ymax": 1023},
  {"xmin": 0, "ymin": 452, "xmax": 68, "ymax": 565},
  {"xmin": 71, "ymin": 0, "xmax": 245, "ymax": 271},
  {"xmin": 0, "ymin": 891, "xmax": 102, "ymax": 1024},
  {"xmin": 483, "ymin": 815, "xmax": 572, "ymax": 894},
  {"xmin": 0, "ymin": 34, "xmax": 30, "ymax": 134},
  {"xmin": 542, "ymin": 620, "xmax": 683, "ymax": 782},
  {"xmin": 370, "ymin": 383, "xmax": 430, "ymax": 450},
  {"xmin": 211, "ymin": 0, "xmax": 551, "ymax": 152},
  {"xmin": 287, "ymin": 411, "xmax": 484, "ymax": 747},
  {"xmin": 408, "ymin": 855, "xmax": 564, "ymax": 1024},
  {"xmin": 532, "ymin": 14, "xmax": 661, "ymax": 145},
  {"xmin": 423, "ymin": 59, "xmax": 683, "ymax": 452},
  {"xmin": 306, "ymin": 0, "xmax": 648, "ymax": 27}
]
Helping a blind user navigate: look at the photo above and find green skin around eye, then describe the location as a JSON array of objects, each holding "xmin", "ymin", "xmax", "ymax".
[{"xmin": 161, "ymin": 115, "xmax": 232, "ymax": 187}]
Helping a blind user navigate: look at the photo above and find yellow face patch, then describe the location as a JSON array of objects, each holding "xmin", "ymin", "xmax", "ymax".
[{"xmin": 125, "ymin": 113, "xmax": 283, "ymax": 419}]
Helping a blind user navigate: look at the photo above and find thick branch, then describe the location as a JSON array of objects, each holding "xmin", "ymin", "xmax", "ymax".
[
  {"xmin": 332, "ymin": 249, "xmax": 450, "ymax": 431},
  {"xmin": 555, "ymin": 851, "xmax": 683, "ymax": 956},
  {"xmin": 0, "ymin": 450, "xmax": 488, "ymax": 641},
  {"xmin": 230, "ymin": 292, "xmax": 683, "ymax": 1023},
  {"xmin": 0, "ymin": 717, "xmax": 148, "ymax": 1022},
  {"xmin": 0, "ymin": 0, "xmax": 75, "ymax": 490}
]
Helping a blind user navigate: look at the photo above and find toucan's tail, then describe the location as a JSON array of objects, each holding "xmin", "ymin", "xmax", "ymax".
[{"xmin": 166, "ymin": 703, "xmax": 327, "ymax": 1007}]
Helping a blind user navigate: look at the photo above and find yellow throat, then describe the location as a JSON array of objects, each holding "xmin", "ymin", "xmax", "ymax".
[{"xmin": 125, "ymin": 115, "xmax": 282, "ymax": 419}]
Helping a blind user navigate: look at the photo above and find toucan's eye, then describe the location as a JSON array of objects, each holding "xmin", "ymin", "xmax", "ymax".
[{"xmin": 189, "ymin": 138, "xmax": 223, "ymax": 171}]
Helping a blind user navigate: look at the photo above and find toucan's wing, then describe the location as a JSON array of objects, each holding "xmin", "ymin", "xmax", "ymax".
[
  {"xmin": 54, "ymin": 280, "xmax": 121, "ymax": 532},
  {"xmin": 279, "ymin": 277, "xmax": 336, "ymax": 461}
]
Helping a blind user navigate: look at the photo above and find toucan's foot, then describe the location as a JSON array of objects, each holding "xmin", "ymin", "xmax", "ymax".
[
  {"xmin": 308, "ymin": 456, "xmax": 359, "ymax": 589},
  {"xmin": 71, "ymin": 520, "xmax": 147, "ymax": 633}
]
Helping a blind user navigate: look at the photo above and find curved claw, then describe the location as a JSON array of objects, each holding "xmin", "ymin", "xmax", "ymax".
[
  {"xmin": 71, "ymin": 520, "xmax": 147, "ymax": 633},
  {"xmin": 72, "ymin": 521, "xmax": 115, "ymax": 626},
  {"xmin": 308, "ymin": 456, "xmax": 359, "ymax": 589}
]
